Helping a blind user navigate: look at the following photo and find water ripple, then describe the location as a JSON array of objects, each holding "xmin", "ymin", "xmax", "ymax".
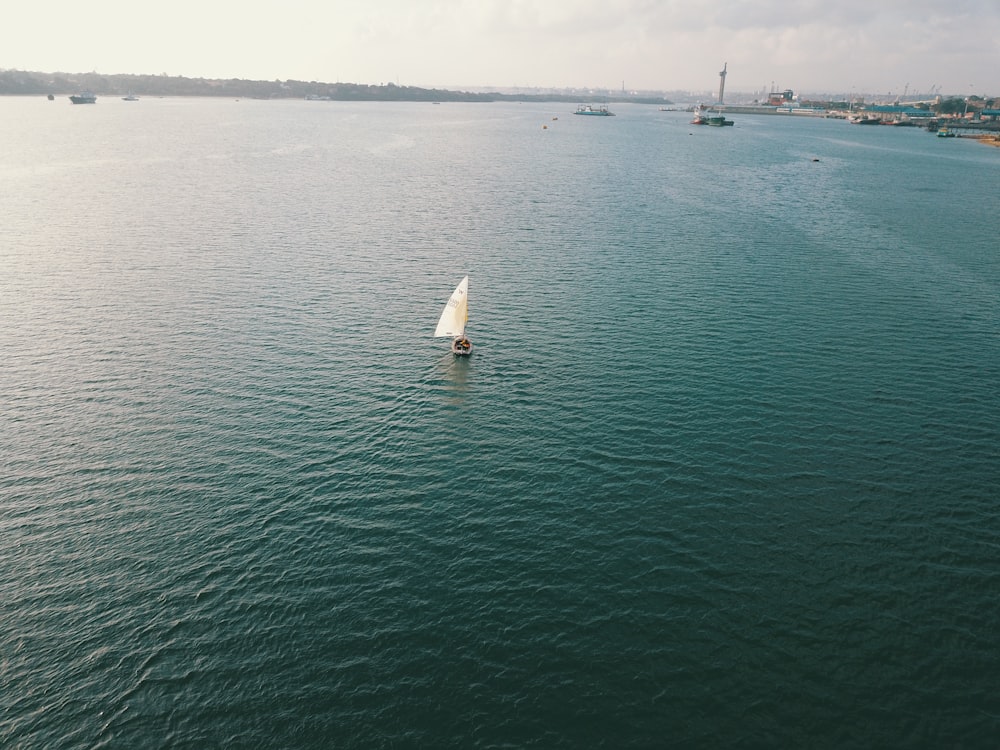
[{"xmin": 1, "ymin": 100, "xmax": 998, "ymax": 749}]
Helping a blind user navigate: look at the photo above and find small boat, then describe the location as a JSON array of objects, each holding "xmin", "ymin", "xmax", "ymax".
[
  {"xmin": 574, "ymin": 104, "xmax": 615, "ymax": 116},
  {"xmin": 690, "ymin": 111, "xmax": 708, "ymax": 125},
  {"xmin": 937, "ymin": 128, "xmax": 956, "ymax": 138},
  {"xmin": 122, "ymin": 92, "xmax": 139, "ymax": 101},
  {"xmin": 69, "ymin": 92, "xmax": 97, "ymax": 104},
  {"xmin": 434, "ymin": 276, "xmax": 472, "ymax": 355}
]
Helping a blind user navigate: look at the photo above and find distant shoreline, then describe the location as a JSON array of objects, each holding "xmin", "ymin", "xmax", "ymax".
[{"xmin": 0, "ymin": 69, "xmax": 671, "ymax": 105}]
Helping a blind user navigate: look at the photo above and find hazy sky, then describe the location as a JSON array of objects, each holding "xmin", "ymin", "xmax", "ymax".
[{"xmin": 4, "ymin": 0, "xmax": 997, "ymax": 96}]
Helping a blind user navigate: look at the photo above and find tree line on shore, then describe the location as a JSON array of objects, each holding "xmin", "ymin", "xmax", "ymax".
[
  {"xmin": 0, "ymin": 69, "xmax": 667, "ymax": 104},
  {"xmin": 1, "ymin": 69, "xmax": 995, "ymax": 112},
  {"xmin": 0, "ymin": 69, "xmax": 492, "ymax": 101}
]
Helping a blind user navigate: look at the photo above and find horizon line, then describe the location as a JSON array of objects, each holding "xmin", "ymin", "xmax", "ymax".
[{"xmin": 3, "ymin": 68, "xmax": 992, "ymax": 99}]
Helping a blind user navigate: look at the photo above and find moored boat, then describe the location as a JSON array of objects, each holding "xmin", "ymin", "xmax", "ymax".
[{"xmin": 69, "ymin": 92, "xmax": 97, "ymax": 104}]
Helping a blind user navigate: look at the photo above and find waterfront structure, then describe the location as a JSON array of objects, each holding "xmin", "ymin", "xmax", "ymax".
[
  {"xmin": 861, "ymin": 105, "xmax": 936, "ymax": 123},
  {"xmin": 768, "ymin": 89, "xmax": 795, "ymax": 106}
]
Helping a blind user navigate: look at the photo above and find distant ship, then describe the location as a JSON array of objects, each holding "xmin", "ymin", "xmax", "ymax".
[
  {"xmin": 69, "ymin": 92, "xmax": 97, "ymax": 104},
  {"xmin": 706, "ymin": 113, "xmax": 734, "ymax": 126},
  {"xmin": 574, "ymin": 104, "xmax": 615, "ymax": 116}
]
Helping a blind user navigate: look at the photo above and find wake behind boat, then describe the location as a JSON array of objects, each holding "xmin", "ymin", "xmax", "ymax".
[{"xmin": 434, "ymin": 276, "xmax": 472, "ymax": 355}]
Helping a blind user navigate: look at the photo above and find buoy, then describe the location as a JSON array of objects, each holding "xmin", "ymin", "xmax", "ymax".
[{"xmin": 543, "ymin": 125, "xmax": 548, "ymax": 129}]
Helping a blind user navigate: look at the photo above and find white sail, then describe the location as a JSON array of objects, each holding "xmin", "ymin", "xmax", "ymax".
[{"xmin": 434, "ymin": 276, "xmax": 469, "ymax": 338}]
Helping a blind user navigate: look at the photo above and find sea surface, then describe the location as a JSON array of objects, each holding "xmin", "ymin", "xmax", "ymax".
[{"xmin": 2, "ymin": 96, "xmax": 999, "ymax": 748}]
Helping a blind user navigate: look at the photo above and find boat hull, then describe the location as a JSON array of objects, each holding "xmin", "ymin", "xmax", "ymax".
[{"xmin": 451, "ymin": 338, "xmax": 473, "ymax": 356}]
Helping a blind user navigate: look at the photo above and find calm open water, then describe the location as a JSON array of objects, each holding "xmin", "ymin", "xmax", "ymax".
[{"xmin": 2, "ymin": 96, "xmax": 999, "ymax": 748}]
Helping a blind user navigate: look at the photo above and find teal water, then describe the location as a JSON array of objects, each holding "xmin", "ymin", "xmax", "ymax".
[{"xmin": 2, "ymin": 97, "xmax": 999, "ymax": 748}]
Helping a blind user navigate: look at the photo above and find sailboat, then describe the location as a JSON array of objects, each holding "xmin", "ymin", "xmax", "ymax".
[{"xmin": 434, "ymin": 276, "xmax": 472, "ymax": 355}]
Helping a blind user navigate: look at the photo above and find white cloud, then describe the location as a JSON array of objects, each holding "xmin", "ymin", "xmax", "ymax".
[{"xmin": 2, "ymin": 0, "xmax": 997, "ymax": 94}]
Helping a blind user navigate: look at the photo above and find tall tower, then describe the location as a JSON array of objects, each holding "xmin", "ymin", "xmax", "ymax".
[{"xmin": 718, "ymin": 62, "xmax": 728, "ymax": 105}]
